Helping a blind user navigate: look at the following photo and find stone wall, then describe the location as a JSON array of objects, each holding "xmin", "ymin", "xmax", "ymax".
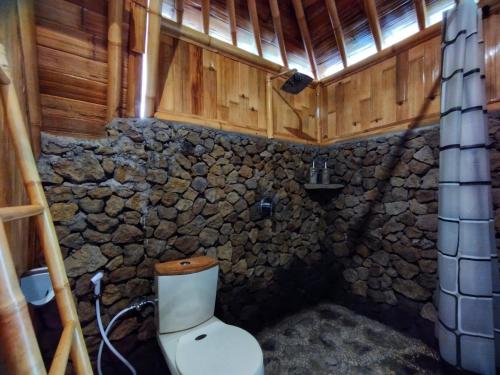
[{"xmin": 37, "ymin": 115, "xmax": 500, "ymax": 359}]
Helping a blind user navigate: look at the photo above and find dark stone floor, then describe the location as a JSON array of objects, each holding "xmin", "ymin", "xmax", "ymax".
[{"xmin": 256, "ymin": 302, "xmax": 470, "ymax": 375}]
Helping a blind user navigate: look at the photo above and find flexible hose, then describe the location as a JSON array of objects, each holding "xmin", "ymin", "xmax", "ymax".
[{"xmin": 96, "ymin": 299, "xmax": 137, "ymax": 375}]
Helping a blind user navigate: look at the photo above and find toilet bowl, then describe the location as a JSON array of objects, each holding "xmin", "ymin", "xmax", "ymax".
[{"xmin": 155, "ymin": 256, "xmax": 264, "ymax": 375}]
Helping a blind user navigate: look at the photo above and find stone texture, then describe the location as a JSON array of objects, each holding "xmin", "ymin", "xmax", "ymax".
[{"xmin": 64, "ymin": 245, "xmax": 107, "ymax": 277}]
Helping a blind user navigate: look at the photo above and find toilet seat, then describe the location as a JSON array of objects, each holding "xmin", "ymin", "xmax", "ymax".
[{"xmin": 175, "ymin": 321, "xmax": 263, "ymax": 375}]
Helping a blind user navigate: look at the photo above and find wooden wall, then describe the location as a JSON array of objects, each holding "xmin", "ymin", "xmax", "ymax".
[
  {"xmin": 34, "ymin": 0, "xmax": 132, "ymax": 138},
  {"xmin": 156, "ymin": 31, "xmax": 318, "ymax": 144},
  {"xmin": 0, "ymin": 0, "xmax": 35, "ymax": 275},
  {"xmin": 320, "ymin": 12, "xmax": 500, "ymax": 143}
]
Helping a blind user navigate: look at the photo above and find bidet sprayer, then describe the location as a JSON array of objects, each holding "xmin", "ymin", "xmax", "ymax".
[{"xmin": 91, "ymin": 271, "xmax": 104, "ymax": 297}]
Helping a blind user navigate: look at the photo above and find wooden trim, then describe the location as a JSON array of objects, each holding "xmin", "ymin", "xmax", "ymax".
[
  {"xmin": 291, "ymin": 0, "xmax": 318, "ymax": 79},
  {"xmin": 266, "ymin": 75, "xmax": 273, "ymax": 138},
  {"xmin": 175, "ymin": 0, "xmax": 184, "ymax": 23},
  {"xmin": 0, "ymin": 45, "xmax": 93, "ymax": 375},
  {"xmin": 269, "ymin": 0, "xmax": 288, "ymax": 67},
  {"xmin": 324, "ymin": 0, "xmax": 347, "ymax": 67},
  {"xmin": 0, "ymin": 221, "xmax": 45, "ymax": 375},
  {"xmin": 414, "ymin": 0, "xmax": 427, "ymax": 31},
  {"xmin": 396, "ymin": 50, "xmax": 409, "ymax": 104},
  {"xmin": 144, "ymin": 0, "xmax": 162, "ymax": 117},
  {"xmin": 202, "ymin": 0, "xmax": 210, "ymax": 34},
  {"xmin": 0, "ymin": 205, "xmax": 44, "ymax": 222},
  {"xmin": 129, "ymin": 0, "xmax": 147, "ymax": 53},
  {"xmin": 155, "ymin": 256, "xmax": 218, "ymax": 276},
  {"xmin": 17, "ymin": 0, "xmax": 42, "ymax": 157},
  {"xmin": 227, "ymin": 0, "xmax": 237, "ymax": 46},
  {"xmin": 363, "ymin": 0, "xmax": 383, "ymax": 51},
  {"xmin": 48, "ymin": 321, "xmax": 75, "ymax": 375},
  {"xmin": 248, "ymin": 0, "xmax": 263, "ymax": 57},
  {"xmin": 160, "ymin": 18, "xmax": 284, "ymax": 74},
  {"xmin": 106, "ymin": 0, "xmax": 124, "ymax": 120},
  {"xmin": 321, "ymin": 22, "xmax": 441, "ymax": 85}
]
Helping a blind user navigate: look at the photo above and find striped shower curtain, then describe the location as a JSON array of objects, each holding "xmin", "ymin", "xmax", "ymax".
[{"xmin": 437, "ymin": 0, "xmax": 500, "ymax": 373}]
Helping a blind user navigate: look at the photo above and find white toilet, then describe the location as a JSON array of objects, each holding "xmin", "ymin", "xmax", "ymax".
[{"xmin": 155, "ymin": 256, "xmax": 264, "ymax": 375}]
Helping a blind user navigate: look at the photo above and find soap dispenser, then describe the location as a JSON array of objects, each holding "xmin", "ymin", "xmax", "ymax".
[
  {"xmin": 321, "ymin": 160, "xmax": 330, "ymax": 184},
  {"xmin": 309, "ymin": 160, "xmax": 318, "ymax": 184}
]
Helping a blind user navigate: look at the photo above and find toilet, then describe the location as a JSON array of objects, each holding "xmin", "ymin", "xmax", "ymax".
[{"xmin": 155, "ymin": 256, "xmax": 264, "ymax": 375}]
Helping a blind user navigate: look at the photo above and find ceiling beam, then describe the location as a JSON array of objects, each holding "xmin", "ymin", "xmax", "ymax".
[
  {"xmin": 248, "ymin": 0, "xmax": 263, "ymax": 57},
  {"xmin": 202, "ymin": 0, "xmax": 210, "ymax": 34},
  {"xmin": 363, "ymin": 0, "xmax": 383, "ymax": 51},
  {"xmin": 324, "ymin": 0, "xmax": 347, "ymax": 68},
  {"xmin": 175, "ymin": 0, "xmax": 184, "ymax": 23},
  {"xmin": 291, "ymin": 0, "xmax": 318, "ymax": 79},
  {"xmin": 269, "ymin": 0, "xmax": 288, "ymax": 67},
  {"xmin": 227, "ymin": 0, "xmax": 237, "ymax": 45},
  {"xmin": 414, "ymin": 0, "xmax": 427, "ymax": 30}
]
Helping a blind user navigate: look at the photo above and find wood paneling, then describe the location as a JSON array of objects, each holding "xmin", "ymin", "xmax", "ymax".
[
  {"xmin": 34, "ymin": 0, "xmax": 133, "ymax": 137},
  {"xmin": 156, "ymin": 31, "xmax": 317, "ymax": 143},
  {"xmin": 0, "ymin": 0, "xmax": 34, "ymax": 275},
  {"xmin": 321, "ymin": 13, "xmax": 500, "ymax": 143}
]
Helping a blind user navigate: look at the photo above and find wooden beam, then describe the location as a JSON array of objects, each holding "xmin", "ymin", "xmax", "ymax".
[
  {"xmin": 17, "ymin": 0, "xmax": 42, "ymax": 157},
  {"xmin": 291, "ymin": 0, "xmax": 318, "ymax": 79},
  {"xmin": 202, "ymin": 0, "xmax": 210, "ymax": 34},
  {"xmin": 0, "ymin": 205, "xmax": 44, "ymax": 222},
  {"xmin": 48, "ymin": 321, "xmax": 75, "ymax": 375},
  {"xmin": 106, "ymin": 0, "xmax": 124, "ymax": 121},
  {"xmin": 363, "ymin": 0, "xmax": 383, "ymax": 51},
  {"xmin": 161, "ymin": 17, "xmax": 285, "ymax": 74},
  {"xmin": 248, "ymin": 0, "xmax": 263, "ymax": 57},
  {"xmin": 227, "ymin": 0, "xmax": 237, "ymax": 45},
  {"xmin": 269, "ymin": 0, "xmax": 288, "ymax": 67},
  {"xmin": 321, "ymin": 22, "xmax": 441, "ymax": 85},
  {"xmin": 176, "ymin": 0, "xmax": 184, "ymax": 23},
  {"xmin": 144, "ymin": 0, "xmax": 162, "ymax": 117},
  {"xmin": 414, "ymin": 0, "xmax": 427, "ymax": 30},
  {"xmin": 324, "ymin": 0, "xmax": 347, "ymax": 67}
]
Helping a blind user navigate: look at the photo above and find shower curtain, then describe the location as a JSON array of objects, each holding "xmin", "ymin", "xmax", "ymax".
[{"xmin": 437, "ymin": 0, "xmax": 500, "ymax": 373}]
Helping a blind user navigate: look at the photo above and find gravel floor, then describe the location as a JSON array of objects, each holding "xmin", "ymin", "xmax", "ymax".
[{"xmin": 256, "ymin": 302, "xmax": 467, "ymax": 375}]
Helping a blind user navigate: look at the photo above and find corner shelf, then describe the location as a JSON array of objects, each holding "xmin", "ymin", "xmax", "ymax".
[{"xmin": 304, "ymin": 183, "xmax": 344, "ymax": 190}]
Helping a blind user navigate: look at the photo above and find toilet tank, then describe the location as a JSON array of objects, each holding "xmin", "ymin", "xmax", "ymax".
[{"xmin": 154, "ymin": 256, "xmax": 219, "ymax": 334}]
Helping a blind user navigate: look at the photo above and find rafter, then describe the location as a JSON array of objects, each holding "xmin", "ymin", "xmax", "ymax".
[
  {"xmin": 202, "ymin": 0, "xmax": 210, "ymax": 34},
  {"xmin": 363, "ymin": 0, "xmax": 383, "ymax": 51},
  {"xmin": 175, "ymin": 0, "xmax": 184, "ymax": 23},
  {"xmin": 414, "ymin": 0, "xmax": 427, "ymax": 30},
  {"xmin": 291, "ymin": 0, "xmax": 318, "ymax": 79},
  {"xmin": 269, "ymin": 0, "xmax": 288, "ymax": 67},
  {"xmin": 324, "ymin": 0, "xmax": 347, "ymax": 68},
  {"xmin": 227, "ymin": 0, "xmax": 237, "ymax": 45},
  {"xmin": 248, "ymin": 0, "xmax": 263, "ymax": 57}
]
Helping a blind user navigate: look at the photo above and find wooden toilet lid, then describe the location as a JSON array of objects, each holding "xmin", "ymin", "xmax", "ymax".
[{"xmin": 154, "ymin": 256, "xmax": 219, "ymax": 276}]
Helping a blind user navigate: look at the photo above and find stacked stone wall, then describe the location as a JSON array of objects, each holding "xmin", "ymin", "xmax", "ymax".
[{"xmin": 37, "ymin": 115, "xmax": 500, "ymax": 355}]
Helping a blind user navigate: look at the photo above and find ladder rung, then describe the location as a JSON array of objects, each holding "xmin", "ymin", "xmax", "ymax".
[
  {"xmin": 48, "ymin": 320, "xmax": 75, "ymax": 375},
  {"xmin": 0, "ymin": 205, "xmax": 44, "ymax": 222}
]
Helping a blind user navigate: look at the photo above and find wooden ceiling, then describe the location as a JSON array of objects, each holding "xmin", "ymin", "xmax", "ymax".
[{"xmin": 160, "ymin": 0, "xmax": 454, "ymax": 79}]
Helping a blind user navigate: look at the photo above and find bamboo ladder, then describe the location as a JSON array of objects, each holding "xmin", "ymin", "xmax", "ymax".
[{"xmin": 0, "ymin": 45, "xmax": 93, "ymax": 374}]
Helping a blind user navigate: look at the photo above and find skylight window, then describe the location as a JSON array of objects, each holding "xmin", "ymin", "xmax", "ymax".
[
  {"xmin": 383, "ymin": 22, "xmax": 419, "ymax": 48},
  {"xmin": 427, "ymin": 0, "xmax": 455, "ymax": 25},
  {"xmin": 348, "ymin": 44, "xmax": 377, "ymax": 66}
]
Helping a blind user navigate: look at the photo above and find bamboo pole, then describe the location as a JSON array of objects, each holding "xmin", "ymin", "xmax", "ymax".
[
  {"xmin": 266, "ymin": 75, "xmax": 273, "ymax": 139},
  {"xmin": 227, "ymin": 0, "xmax": 237, "ymax": 46},
  {"xmin": 106, "ymin": 0, "xmax": 124, "ymax": 120},
  {"xmin": 268, "ymin": 0, "xmax": 288, "ymax": 67},
  {"xmin": 0, "ymin": 205, "xmax": 43, "ymax": 222},
  {"xmin": 248, "ymin": 0, "xmax": 263, "ymax": 57},
  {"xmin": 0, "ymin": 220, "xmax": 46, "ymax": 375},
  {"xmin": 414, "ymin": 0, "xmax": 427, "ymax": 30},
  {"xmin": 17, "ymin": 0, "xmax": 42, "ymax": 157},
  {"xmin": 291, "ymin": 0, "xmax": 318, "ymax": 79},
  {"xmin": 202, "ymin": 0, "xmax": 210, "ymax": 34},
  {"xmin": 0, "ymin": 45, "xmax": 94, "ymax": 375},
  {"xmin": 48, "ymin": 321, "xmax": 75, "ymax": 375},
  {"xmin": 324, "ymin": 0, "xmax": 347, "ymax": 67},
  {"xmin": 363, "ymin": 0, "xmax": 383, "ymax": 51},
  {"xmin": 144, "ymin": 0, "xmax": 162, "ymax": 117}
]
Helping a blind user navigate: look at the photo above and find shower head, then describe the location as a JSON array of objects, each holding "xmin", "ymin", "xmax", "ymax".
[
  {"xmin": 270, "ymin": 69, "xmax": 313, "ymax": 95},
  {"xmin": 280, "ymin": 71, "xmax": 313, "ymax": 95}
]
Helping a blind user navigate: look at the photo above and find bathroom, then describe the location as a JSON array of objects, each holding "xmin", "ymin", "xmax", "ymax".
[{"xmin": 0, "ymin": 0, "xmax": 499, "ymax": 374}]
